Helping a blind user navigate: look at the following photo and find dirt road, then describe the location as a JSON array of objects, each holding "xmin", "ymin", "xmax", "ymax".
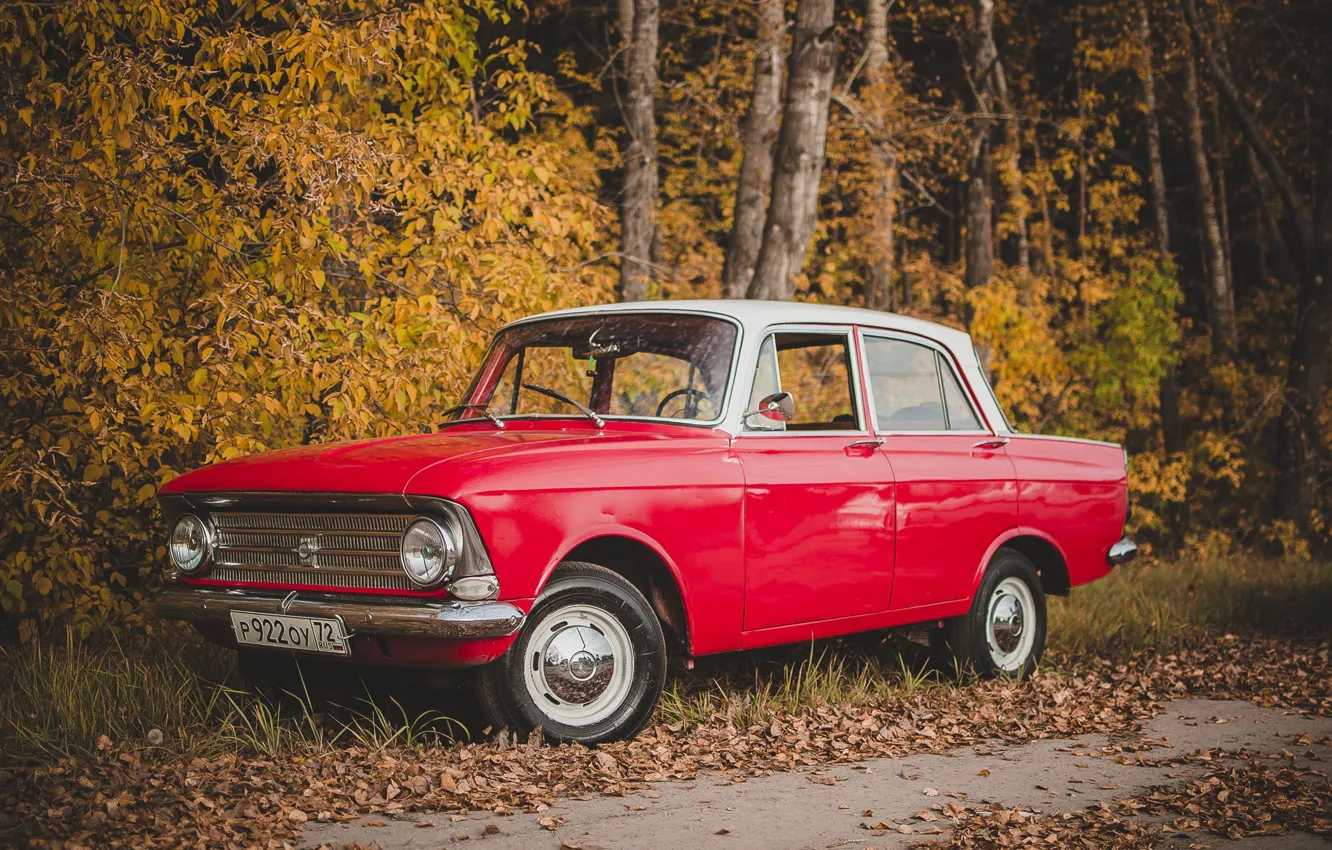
[{"xmin": 305, "ymin": 698, "xmax": 1332, "ymax": 849}]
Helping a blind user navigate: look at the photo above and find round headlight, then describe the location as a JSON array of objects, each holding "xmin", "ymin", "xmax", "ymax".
[
  {"xmin": 169, "ymin": 514, "xmax": 211, "ymax": 575},
  {"xmin": 400, "ymin": 517, "xmax": 458, "ymax": 587}
]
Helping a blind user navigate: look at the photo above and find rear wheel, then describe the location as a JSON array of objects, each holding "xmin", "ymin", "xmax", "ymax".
[
  {"xmin": 936, "ymin": 548, "xmax": 1046, "ymax": 679},
  {"xmin": 477, "ymin": 563, "xmax": 666, "ymax": 744}
]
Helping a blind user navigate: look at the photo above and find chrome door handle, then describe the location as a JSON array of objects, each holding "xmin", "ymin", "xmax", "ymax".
[
  {"xmin": 846, "ymin": 438, "xmax": 885, "ymax": 450},
  {"xmin": 972, "ymin": 437, "xmax": 1010, "ymax": 450}
]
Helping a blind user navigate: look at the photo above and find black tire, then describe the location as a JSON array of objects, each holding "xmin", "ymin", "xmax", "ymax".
[
  {"xmin": 477, "ymin": 562, "xmax": 667, "ymax": 745},
  {"xmin": 936, "ymin": 548, "xmax": 1046, "ymax": 679}
]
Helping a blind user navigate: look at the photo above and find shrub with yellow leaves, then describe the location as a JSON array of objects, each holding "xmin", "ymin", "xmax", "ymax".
[{"xmin": 0, "ymin": 0, "xmax": 614, "ymax": 639}]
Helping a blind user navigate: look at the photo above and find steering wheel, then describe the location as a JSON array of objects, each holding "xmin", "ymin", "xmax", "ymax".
[{"xmin": 655, "ymin": 387, "xmax": 714, "ymax": 419}]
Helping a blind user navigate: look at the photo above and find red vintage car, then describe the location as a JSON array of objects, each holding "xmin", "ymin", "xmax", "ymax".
[{"xmin": 153, "ymin": 300, "xmax": 1135, "ymax": 743}]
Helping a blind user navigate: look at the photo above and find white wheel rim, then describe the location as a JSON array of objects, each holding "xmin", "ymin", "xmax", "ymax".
[
  {"xmin": 986, "ymin": 577, "xmax": 1036, "ymax": 672},
  {"xmin": 522, "ymin": 603, "xmax": 635, "ymax": 727}
]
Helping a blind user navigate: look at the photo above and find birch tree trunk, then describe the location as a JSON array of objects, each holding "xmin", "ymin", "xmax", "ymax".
[
  {"xmin": 1183, "ymin": 49, "xmax": 1235, "ymax": 349},
  {"xmin": 747, "ymin": 0, "xmax": 838, "ymax": 301},
  {"xmin": 1137, "ymin": 3, "xmax": 1182, "ymax": 455},
  {"xmin": 723, "ymin": 0, "xmax": 785, "ymax": 299},
  {"xmin": 863, "ymin": 0, "xmax": 898, "ymax": 310},
  {"xmin": 1210, "ymin": 93, "xmax": 1234, "ymax": 289},
  {"xmin": 618, "ymin": 0, "xmax": 659, "ymax": 302},
  {"xmin": 964, "ymin": 0, "xmax": 997, "ymax": 303}
]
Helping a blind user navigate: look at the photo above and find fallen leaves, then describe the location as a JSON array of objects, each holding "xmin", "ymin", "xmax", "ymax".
[
  {"xmin": 5, "ymin": 635, "xmax": 1329, "ymax": 848},
  {"xmin": 915, "ymin": 754, "xmax": 1332, "ymax": 850}
]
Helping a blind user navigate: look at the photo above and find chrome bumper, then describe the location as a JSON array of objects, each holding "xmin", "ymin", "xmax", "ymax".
[
  {"xmin": 1107, "ymin": 536, "xmax": 1138, "ymax": 566},
  {"xmin": 152, "ymin": 585, "xmax": 525, "ymax": 640}
]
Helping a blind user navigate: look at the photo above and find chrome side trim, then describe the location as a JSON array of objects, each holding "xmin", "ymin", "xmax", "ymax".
[
  {"xmin": 152, "ymin": 586, "xmax": 525, "ymax": 640},
  {"xmin": 1108, "ymin": 536, "xmax": 1138, "ymax": 566}
]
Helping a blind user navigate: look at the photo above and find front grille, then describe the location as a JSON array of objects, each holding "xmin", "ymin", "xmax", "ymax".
[{"xmin": 208, "ymin": 511, "xmax": 414, "ymax": 591}]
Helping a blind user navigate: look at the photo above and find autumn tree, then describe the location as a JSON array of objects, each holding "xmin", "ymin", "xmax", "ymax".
[
  {"xmin": 0, "ymin": 0, "xmax": 613, "ymax": 638},
  {"xmin": 1182, "ymin": 0, "xmax": 1332, "ymax": 530}
]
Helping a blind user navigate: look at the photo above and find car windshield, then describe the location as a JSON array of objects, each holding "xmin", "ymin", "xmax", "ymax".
[{"xmin": 457, "ymin": 313, "xmax": 739, "ymax": 424}]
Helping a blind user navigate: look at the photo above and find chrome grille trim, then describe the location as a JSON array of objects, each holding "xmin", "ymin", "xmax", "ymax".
[
  {"xmin": 208, "ymin": 511, "xmax": 413, "ymax": 590},
  {"xmin": 210, "ymin": 567, "xmax": 413, "ymax": 591},
  {"xmin": 213, "ymin": 512, "xmax": 410, "ymax": 533}
]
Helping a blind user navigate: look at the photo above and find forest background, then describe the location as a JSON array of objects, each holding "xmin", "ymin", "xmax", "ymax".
[{"xmin": 2, "ymin": 0, "xmax": 1330, "ymax": 640}]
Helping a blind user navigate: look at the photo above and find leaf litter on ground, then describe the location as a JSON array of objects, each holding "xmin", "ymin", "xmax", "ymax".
[{"xmin": 2, "ymin": 634, "xmax": 1328, "ymax": 848}]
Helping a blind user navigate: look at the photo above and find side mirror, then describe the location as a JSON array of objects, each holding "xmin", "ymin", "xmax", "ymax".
[{"xmin": 745, "ymin": 391, "xmax": 795, "ymax": 423}]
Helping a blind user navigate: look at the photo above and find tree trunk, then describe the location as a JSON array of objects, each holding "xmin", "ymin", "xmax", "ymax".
[
  {"xmin": 1183, "ymin": 49, "xmax": 1235, "ymax": 349},
  {"xmin": 723, "ymin": 0, "xmax": 785, "ymax": 299},
  {"xmin": 1138, "ymin": 4, "xmax": 1170, "ymax": 261},
  {"xmin": 863, "ymin": 0, "xmax": 898, "ymax": 310},
  {"xmin": 963, "ymin": 0, "xmax": 998, "ymax": 306},
  {"xmin": 1210, "ymin": 93, "xmax": 1234, "ymax": 292},
  {"xmin": 1075, "ymin": 63, "xmax": 1087, "ymax": 256},
  {"xmin": 748, "ymin": 0, "xmax": 838, "ymax": 301},
  {"xmin": 993, "ymin": 62, "xmax": 1028, "ymax": 274},
  {"xmin": 1275, "ymin": 161, "xmax": 1332, "ymax": 527},
  {"xmin": 1247, "ymin": 144, "xmax": 1298, "ymax": 290},
  {"xmin": 1137, "ymin": 3, "xmax": 1183, "ymax": 455},
  {"xmin": 618, "ymin": 0, "xmax": 659, "ymax": 302}
]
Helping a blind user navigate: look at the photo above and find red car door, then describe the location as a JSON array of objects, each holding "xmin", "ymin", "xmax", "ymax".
[
  {"xmin": 858, "ymin": 331, "xmax": 1018, "ymax": 611},
  {"xmin": 734, "ymin": 328, "xmax": 896, "ymax": 632}
]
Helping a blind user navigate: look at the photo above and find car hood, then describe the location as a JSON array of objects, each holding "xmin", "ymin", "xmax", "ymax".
[{"xmin": 160, "ymin": 426, "xmax": 656, "ymax": 497}]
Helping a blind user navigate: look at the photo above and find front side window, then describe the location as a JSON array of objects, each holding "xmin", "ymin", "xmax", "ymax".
[
  {"xmin": 744, "ymin": 331, "xmax": 860, "ymax": 432},
  {"xmin": 863, "ymin": 336, "xmax": 984, "ymax": 432},
  {"xmin": 463, "ymin": 313, "xmax": 738, "ymax": 423}
]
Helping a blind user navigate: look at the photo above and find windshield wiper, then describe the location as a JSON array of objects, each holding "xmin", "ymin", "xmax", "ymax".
[
  {"xmin": 521, "ymin": 383, "xmax": 605, "ymax": 428},
  {"xmin": 440, "ymin": 404, "xmax": 504, "ymax": 428}
]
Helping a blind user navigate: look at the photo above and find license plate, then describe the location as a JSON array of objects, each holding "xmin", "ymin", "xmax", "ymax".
[{"xmin": 230, "ymin": 611, "xmax": 349, "ymax": 656}]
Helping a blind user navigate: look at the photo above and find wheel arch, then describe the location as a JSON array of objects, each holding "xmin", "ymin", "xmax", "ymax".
[
  {"xmin": 973, "ymin": 528, "xmax": 1072, "ymax": 598},
  {"xmin": 551, "ymin": 533, "xmax": 691, "ymax": 654}
]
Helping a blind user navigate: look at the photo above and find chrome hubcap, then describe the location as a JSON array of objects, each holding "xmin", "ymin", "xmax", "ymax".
[
  {"xmin": 990, "ymin": 593, "xmax": 1024, "ymax": 653},
  {"xmin": 523, "ymin": 604, "xmax": 634, "ymax": 727},
  {"xmin": 985, "ymin": 577, "xmax": 1036, "ymax": 672}
]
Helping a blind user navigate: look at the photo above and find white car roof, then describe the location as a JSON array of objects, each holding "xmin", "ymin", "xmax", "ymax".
[
  {"xmin": 503, "ymin": 299, "xmax": 1011, "ymax": 434},
  {"xmin": 516, "ymin": 299, "xmax": 975, "ymax": 350}
]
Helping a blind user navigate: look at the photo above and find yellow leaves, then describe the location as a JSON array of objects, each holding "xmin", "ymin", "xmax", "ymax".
[{"xmin": 2, "ymin": 0, "xmax": 613, "ymax": 640}]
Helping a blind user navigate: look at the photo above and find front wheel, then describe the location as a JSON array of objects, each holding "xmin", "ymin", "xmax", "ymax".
[
  {"xmin": 477, "ymin": 563, "xmax": 666, "ymax": 744},
  {"xmin": 935, "ymin": 548, "xmax": 1046, "ymax": 679}
]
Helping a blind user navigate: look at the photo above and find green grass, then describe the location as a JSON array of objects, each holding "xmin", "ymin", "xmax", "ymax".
[{"xmin": 3, "ymin": 553, "xmax": 1328, "ymax": 765}]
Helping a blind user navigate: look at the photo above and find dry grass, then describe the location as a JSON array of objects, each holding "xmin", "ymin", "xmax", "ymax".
[
  {"xmin": 2, "ymin": 552, "xmax": 1328, "ymax": 766},
  {"xmin": 1048, "ymin": 552, "xmax": 1332, "ymax": 655}
]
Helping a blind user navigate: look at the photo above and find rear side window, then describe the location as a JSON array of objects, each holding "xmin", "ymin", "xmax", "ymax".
[{"xmin": 863, "ymin": 337, "xmax": 984, "ymax": 432}]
